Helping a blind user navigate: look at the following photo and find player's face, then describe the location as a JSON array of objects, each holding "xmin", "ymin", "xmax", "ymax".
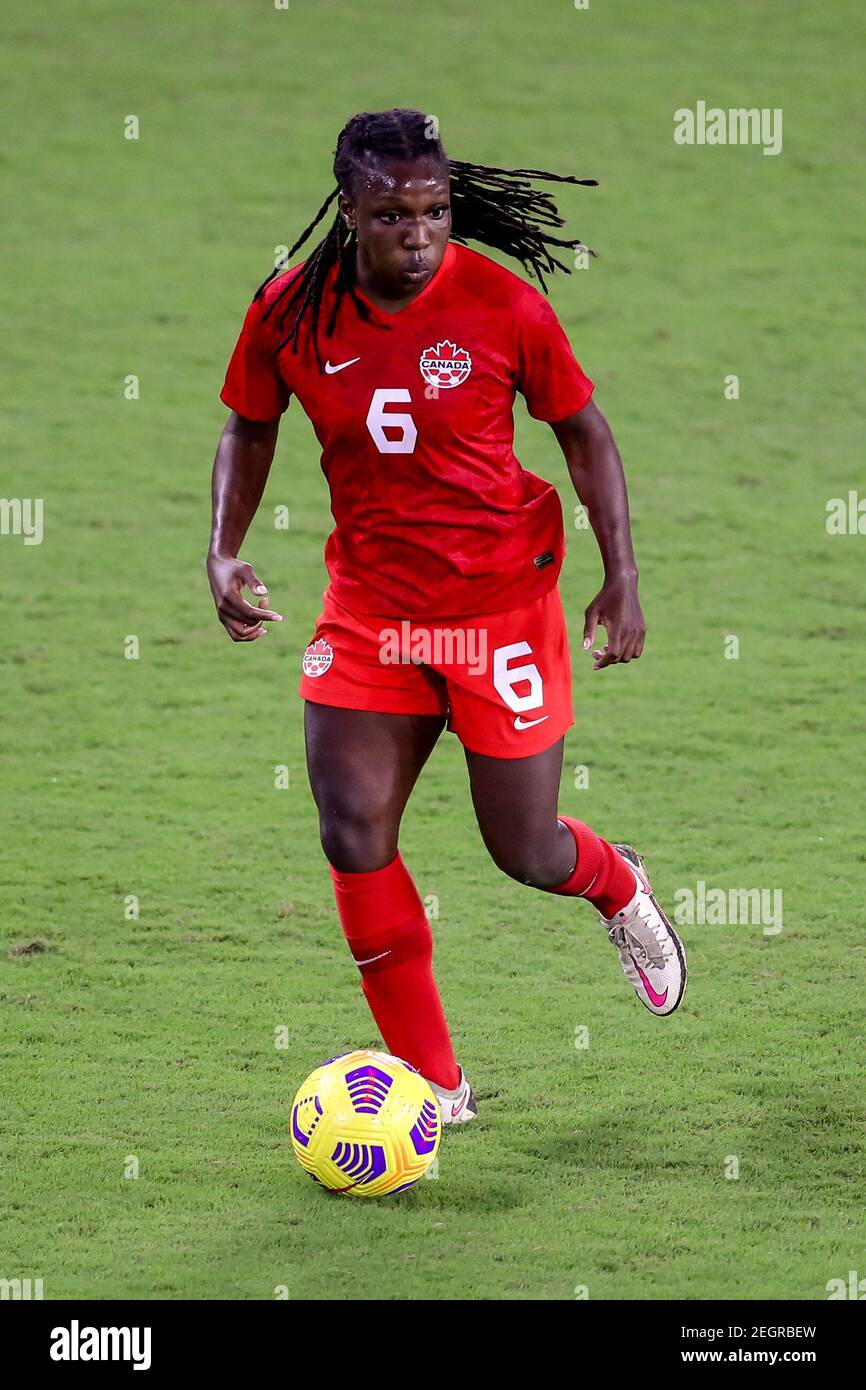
[{"xmin": 340, "ymin": 156, "xmax": 451, "ymax": 300}]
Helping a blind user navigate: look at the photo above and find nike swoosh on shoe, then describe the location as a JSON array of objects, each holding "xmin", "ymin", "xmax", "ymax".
[{"xmin": 635, "ymin": 964, "xmax": 668, "ymax": 1009}]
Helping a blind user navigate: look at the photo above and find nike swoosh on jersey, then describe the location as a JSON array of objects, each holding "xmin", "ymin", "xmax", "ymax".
[
  {"xmin": 324, "ymin": 357, "xmax": 361, "ymax": 374},
  {"xmin": 513, "ymin": 715, "xmax": 550, "ymax": 730}
]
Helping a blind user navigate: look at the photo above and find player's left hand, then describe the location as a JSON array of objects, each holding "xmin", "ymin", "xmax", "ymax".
[{"xmin": 582, "ymin": 573, "xmax": 645, "ymax": 669}]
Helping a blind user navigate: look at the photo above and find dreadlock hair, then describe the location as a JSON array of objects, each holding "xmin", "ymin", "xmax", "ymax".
[{"xmin": 255, "ymin": 108, "xmax": 597, "ymax": 370}]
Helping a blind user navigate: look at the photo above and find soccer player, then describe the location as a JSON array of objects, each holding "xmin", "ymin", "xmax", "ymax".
[{"xmin": 208, "ymin": 109, "xmax": 686, "ymax": 1124}]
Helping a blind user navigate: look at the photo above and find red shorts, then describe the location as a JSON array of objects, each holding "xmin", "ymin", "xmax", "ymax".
[{"xmin": 298, "ymin": 585, "xmax": 574, "ymax": 758}]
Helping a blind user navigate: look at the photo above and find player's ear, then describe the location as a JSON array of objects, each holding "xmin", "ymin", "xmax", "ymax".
[{"xmin": 337, "ymin": 192, "xmax": 356, "ymax": 232}]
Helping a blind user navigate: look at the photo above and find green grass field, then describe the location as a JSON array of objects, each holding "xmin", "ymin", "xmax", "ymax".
[{"xmin": 2, "ymin": 0, "xmax": 864, "ymax": 1300}]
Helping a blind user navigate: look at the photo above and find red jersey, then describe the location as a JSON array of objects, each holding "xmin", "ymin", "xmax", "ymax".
[{"xmin": 221, "ymin": 242, "xmax": 593, "ymax": 618}]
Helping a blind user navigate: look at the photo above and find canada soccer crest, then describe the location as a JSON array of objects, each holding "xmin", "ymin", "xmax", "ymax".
[
  {"xmin": 419, "ymin": 339, "xmax": 472, "ymax": 390},
  {"xmin": 302, "ymin": 638, "xmax": 334, "ymax": 678}
]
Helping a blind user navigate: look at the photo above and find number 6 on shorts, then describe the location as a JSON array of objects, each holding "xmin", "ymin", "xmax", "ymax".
[{"xmin": 492, "ymin": 642, "xmax": 543, "ymax": 713}]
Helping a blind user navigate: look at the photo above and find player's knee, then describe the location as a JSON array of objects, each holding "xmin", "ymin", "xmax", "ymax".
[
  {"xmin": 486, "ymin": 839, "xmax": 563, "ymax": 890},
  {"xmin": 317, "ymin": 789, "xmax": 399, "ymax": 873}
]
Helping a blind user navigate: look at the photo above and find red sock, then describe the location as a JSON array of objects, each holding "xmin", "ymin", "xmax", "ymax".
[
  {"xmin": 549, "ymin": 816, "xmax": 636, "ymax": 918},
  {"xmin": 330, "ymin": 853, "xmax": 460, "ymax": 1091}
]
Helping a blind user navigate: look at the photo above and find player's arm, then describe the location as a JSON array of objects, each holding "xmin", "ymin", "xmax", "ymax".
[
  {"xmin": 206, "ymin": 410, "xmax": 284, "ymax": 642},
  {"xmin": 550, "ymin": 400, "xmax": 645, "ymax": 669}
]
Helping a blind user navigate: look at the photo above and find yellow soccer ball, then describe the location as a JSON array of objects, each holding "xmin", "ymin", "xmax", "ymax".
[{"xmin": 290, "ymin": 1049, "xmax": 441, "ymax": 1197}]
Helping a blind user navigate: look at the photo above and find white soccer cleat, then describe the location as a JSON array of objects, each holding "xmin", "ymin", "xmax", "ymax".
[
  {"xmin": 601, "ymin": 845, "xmax": 687, "ymax": 1016},
  {"xmin": 425, "ymin": 1067, "xmax": 478, "ymax": 1125}
]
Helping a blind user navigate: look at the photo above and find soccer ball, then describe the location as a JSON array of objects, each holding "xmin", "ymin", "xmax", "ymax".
[{"xmin": 290, "ymin": 1049, "xmax": 441, "ymax": 1197}]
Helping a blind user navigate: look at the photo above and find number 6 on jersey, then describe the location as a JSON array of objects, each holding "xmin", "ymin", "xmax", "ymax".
[{"xmin": 366, "ymin": 388, "xmax": 418, "ymax": 454}]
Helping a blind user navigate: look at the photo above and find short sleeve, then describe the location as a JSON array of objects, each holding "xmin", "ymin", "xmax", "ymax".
[
  {"xmin": 220, "ymin": 296, "xmax": 292, "ymax": 421},
  {"xmin": 515, "ymin": 287, "xmax": 594, "ymax": 422}
]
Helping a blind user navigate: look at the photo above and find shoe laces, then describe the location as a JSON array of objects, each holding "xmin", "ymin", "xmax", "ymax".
[{"xmin": 608, "ymin": 906, "xmax": 671, "ymax": 972}]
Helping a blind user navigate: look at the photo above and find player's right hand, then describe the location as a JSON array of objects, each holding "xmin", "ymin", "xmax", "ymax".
[{"xmin": 206, "ymin": 554, "xmax": 283, "ymax": 642}]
